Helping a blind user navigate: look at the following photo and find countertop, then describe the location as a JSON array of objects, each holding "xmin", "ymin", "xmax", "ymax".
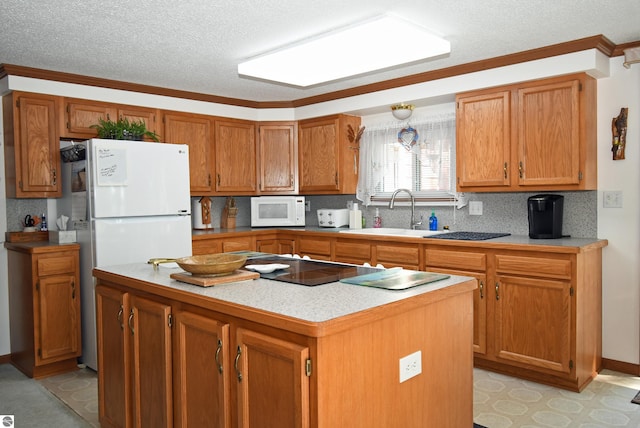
[
  {"xmin": 193, "ymin": 226, "xmax": 608, "ymax": 252},
  {"xmin": 93, "ymin": 261, "xmax": 475, "ymax": 324}
]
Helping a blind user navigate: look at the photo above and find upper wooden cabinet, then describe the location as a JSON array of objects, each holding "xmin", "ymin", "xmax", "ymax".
[
  {"xmin": 456, "ymin": 73, "xmax": 596, "ymax": 192},
  {"xmin": 214, "ymin": 119, "xmax": 257, "ymax": 194},
  {"xmin": 3, "ymin": 92, "xmax": 62, "ymax": 198},
  {"xmin": 258, "ymin": 122, "xmax": 298, "ymax": 194},
  {"xmin": 62, "ymin": 98, "xmax": 160, "ymax": 140},
  {"xmin": 298, "ymin": 114, "xmax": 361, "ymax": 194},
  {"xmin": 163, "ymin": 112, "xmax": 214, "ymax": 194}
]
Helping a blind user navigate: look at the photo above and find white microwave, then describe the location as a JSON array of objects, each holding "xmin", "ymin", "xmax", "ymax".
[{"xmin": 250, "ymin": 196, "xmax": 306, "ymax": 227}]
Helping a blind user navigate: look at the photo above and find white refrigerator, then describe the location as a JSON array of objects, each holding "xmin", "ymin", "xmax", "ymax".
[{"xmin": 60, "ymin": 139, "xmax": 192, "ymax": 370}]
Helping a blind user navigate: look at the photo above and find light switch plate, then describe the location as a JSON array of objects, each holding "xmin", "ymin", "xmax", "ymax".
[
  {"xmin": 603, "ymin": 191, "xmax": 623, "ymax": 208},
  {"xmin": 469, "ymin": 200, "xmax": 483, "ymax": 215}
]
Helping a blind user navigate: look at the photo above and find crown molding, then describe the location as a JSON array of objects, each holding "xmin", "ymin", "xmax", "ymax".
[{"xmin": 1, "ymin": 35, "xmax": 636, "ymax": 110}]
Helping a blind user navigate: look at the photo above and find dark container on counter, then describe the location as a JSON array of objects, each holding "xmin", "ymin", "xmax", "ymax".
[{"xmin": 527, "ymin": 194, "xmax": 564, "ymax": 239}]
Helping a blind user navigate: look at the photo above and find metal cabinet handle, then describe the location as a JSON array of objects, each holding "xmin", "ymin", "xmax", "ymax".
[
  {"xmin": 117, "ymin": 305, "xmax": 124, "ymax": 330},
  {"xmin": 70, "ymin": 279, "xmax": 75, "ymax": 299},
  {"xmin": 128, "ymin": 308, "xmax": 135, "ymax": 334},
  {"xmin": 495, "ymin": 282, "xmax": 500, "ymax": 300},
  {"xmin": 215, "ymin": 339, "xmax": 223, "ymax": 374},
  {"xmin": 52, "ymin": 168, "xmax": 57, "ymax": 185},
  {"xmin": 519, "ymin": 161, "xmax": 523, "ymax": 179},
  {"xmin": 479, "ymin": 280, "xmax": 484, "ymax": 299},
  {"xmin": 503, "ymin": 162, "xmax": 508, "ymax": 179},
  {"xmin": 234, "ymin": 346, "xmax": 242, "ymax": 382}
]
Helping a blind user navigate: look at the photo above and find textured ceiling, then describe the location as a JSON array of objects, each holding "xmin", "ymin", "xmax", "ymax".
[{"xmin": 1, "ymin": 0, "xmax": 639, "ymax": 103}]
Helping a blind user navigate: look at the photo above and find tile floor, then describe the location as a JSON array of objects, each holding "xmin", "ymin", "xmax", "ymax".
[{"xmin": 37, "ymin": 366, "xmax": 640, "ymax": 427}]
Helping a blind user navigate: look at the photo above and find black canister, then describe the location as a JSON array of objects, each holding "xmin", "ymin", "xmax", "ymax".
[{"xmin": 527, "ymin": 194, "xmax": 564, "ymax": 239}]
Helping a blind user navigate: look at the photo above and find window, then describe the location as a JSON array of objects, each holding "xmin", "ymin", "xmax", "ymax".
[{"xmin": 356, "ymin": 111, "xmax": 457, "ymax": 206}]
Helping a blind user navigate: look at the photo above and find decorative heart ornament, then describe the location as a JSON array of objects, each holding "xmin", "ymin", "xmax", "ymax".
[{"xmin": 398, "ymin": 127, "xmax": 419, "ymax": 151}]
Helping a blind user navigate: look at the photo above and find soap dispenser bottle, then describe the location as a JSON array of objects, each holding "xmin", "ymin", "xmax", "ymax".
[
  {"xmin": 428, "ymin": 211, "xmax": 438, "ymax": 231},
  {"xmin": 373, "ymin": 208, "xmax": 382, "ymax": 228}
]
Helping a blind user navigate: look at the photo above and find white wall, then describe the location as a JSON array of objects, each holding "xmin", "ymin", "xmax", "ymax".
[
  {"xmin": 597, "ymin": 56, "xmax": 640, "ymax": 364},
  {"xmin": 1, "ymin": 50, "xmax": 639, "ymax": 367}
]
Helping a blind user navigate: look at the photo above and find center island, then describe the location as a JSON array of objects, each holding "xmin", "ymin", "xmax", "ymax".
[{"xmin": 93, "ymin": 258, "xmax": 476, "ymax": 428}]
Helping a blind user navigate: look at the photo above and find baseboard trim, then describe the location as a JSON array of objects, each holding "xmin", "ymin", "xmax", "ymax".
[
  {"xmin": 602, "ymin": 358, "xmax": 640, "ymax": 376},
  {"xmin": 0, "ymin": 354, "xmax": 11, "ymax": 364}
]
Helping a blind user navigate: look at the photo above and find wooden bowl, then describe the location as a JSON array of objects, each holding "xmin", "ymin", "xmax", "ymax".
[{"xmin": 175, "ymin": 253, "xmax": 247, "ymax": 277}]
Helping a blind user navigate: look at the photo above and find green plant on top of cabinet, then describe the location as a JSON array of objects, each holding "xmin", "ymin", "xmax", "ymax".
[
  {"xmin": 298, "ymin": 114, "xmax": 361, "ymax": 194},
  {"xmin": 62, "ymin": 98, "xmax": 160, "ymax": 141},
  {"xmin": 214, "ymin": 118, "xmax": 257, "ymax": 194},
  {"xmin": 163, "ymin": 112, "xmax": 214, "ymax": 194},
  {"xmin": 3, "ymin": 92, "xmax": 62, "ymax": 198},
  {"xmin": 456, "ymin": 73, "xmax": 596, "ymax": 192}
]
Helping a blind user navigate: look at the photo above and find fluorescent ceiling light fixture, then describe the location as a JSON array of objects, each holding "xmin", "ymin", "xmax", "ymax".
[{"xmin": 238, "ymin": 14, "xmax": 450, "ymax": 87}]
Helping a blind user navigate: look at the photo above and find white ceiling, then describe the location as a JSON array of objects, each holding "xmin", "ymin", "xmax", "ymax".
[{"xmin": 1, "ymin": 0, "xmax": 639, "ymax": 103}]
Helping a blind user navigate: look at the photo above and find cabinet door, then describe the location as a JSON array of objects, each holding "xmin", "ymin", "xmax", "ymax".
[
  {"xmin": 36, "ymin": 273, "xmax": 81, "ymax": 362},
  {"xmin": 256, "ymin": 238, "xmax": 295, "ymax": 255},
  {"xmin": 374, "ymin": 243, "xmax": 420, "ymax": 269},
  {"xmin": 164, "ymin": 113, "xmax": 214, "ymax": 194},
  {"xmin": 221, "ymin": 236, "xmax": 255, "ymax": 253},
  {"xmin": 494, "ymin": 274, "xmax": 572, "ymax": 374},
  {"xmin": 235, "ymin": 328, "xmax": 310, "ymax": 428},
  {"xmin": 96, "ymin": 285, "xmax": 132, "ymax": 428},
  {"xmin": 258, "ymin": 123, "xmax": 297, "ymax": 193},
  {"xmin": 215, "ymin": 119, "xmax": 257, "ymax": 194},
  {"xmin": 174, "ymin": 310, "xmax": 230, "ymax": 428},
  {"xmin": 118, "ymin": 107, "xmax": 160, "ymax": 140},
  {"xmin": 298, "ymin": 118, "xmax": 340, "ymax": 193},
  {"xmin": 130, "ymin": 295, "xmax": 173, "ymax": 428},
  {"xmin": 6, "ymin": 93, "xmax": 62, "ymax": 197},
  {"xmin": 64, "ymin": 99, "xmax": 117, "ymax": 137},
  {"xmin": 516, "ymin": 79, "xmax": 581, "ymax": 186},
  {"xmin": 456, "ymin": 91, "xmax": 511, "ymax": 189}
]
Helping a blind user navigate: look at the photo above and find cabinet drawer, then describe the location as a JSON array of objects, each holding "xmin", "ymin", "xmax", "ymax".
[
  {"xmin": 495, "ymin": 254, "xmax": 571, "ymax": 279},
  {"xmin": 425, "ymin": 249, "xmax": 486, "ymax": 271},
  {"xmin": 375, "ymin": 244, "xmax": 419, "ymax": 264},
  {"xmin": 298, "ymin": 238, "xmax": 332, "ymax": 257},
  {"xmin": 335, "ymin": 241, "xmax": 371, "ymax": 260},
  {"xmin": 192, "ymin": 239, "xmax": 222, "ymax": 255},
  {"xmin": 37, "ymin": 255, "xmax": 75, "ymax": 276}
]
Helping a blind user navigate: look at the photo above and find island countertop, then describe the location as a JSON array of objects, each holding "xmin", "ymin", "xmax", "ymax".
[{"xmin": 93, "ymin": 261, "xmax": 476, "ymax": 337}]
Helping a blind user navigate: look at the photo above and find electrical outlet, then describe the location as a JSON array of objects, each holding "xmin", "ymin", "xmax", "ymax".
[
  {"xmin": 399, "ymin": 350, "xmax": 422, "ymax": 383},
  {"xmin": 603, "ymin": 191, "xmax": 623, "ymax": 208},
  {"xmin": 305, "ymin": 200, "xmax": 311, "ymax": 212},
  {"xmin": 347, "ymin": 200, "xmax": 354, "ymax": 210},
  {"xmin": 469, "ymin": 200, "xmax": 483, "ymax": 215}
]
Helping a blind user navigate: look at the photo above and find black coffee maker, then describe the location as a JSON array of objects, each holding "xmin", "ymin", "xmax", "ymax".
[{"xmin": 527, "ymin": 194, "xmax": 564, "ymax": 239}]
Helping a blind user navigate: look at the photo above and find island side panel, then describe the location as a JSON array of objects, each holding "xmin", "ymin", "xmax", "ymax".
[{"xmin": 313, "ymin": 283, "xmax": 474, "ymax": 428}]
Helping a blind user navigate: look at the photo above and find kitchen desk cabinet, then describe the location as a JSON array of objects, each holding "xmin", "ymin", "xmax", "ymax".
[
  {"xmin": 257, "ymin": 122, "xmax": 298, "ymax": 194},
  {"xmin": 62, "ymin": 98, "xmax": 160, "ymax": 140},
  {"xmin": 298, "ymin": 114, "xmax": 361, "ymax": 194},
  {"xmin": 163, "ymin": 112, "xmax": 214, "ymax": 194},
  {"xmin": 456, "ymin": 73, "xmax": 596, "ymax": 192},
  {"xmin": 3, "ymin": 92, "xmax": 62, "ymax": 198},
  {"xmin": 6, "ymin": 242, "xmax": 81, "ymax": 378},
  {"xmin": 214, "ymin": 119, "xmax": 257, "ymax": 194}
]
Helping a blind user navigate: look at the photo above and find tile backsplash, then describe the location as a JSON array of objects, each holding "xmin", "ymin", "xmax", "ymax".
[{"xmin": 9, "ymin": 190, "xmax": 596, "ymax": 238}]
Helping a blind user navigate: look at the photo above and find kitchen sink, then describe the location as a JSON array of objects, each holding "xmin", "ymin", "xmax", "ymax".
[{"xmin": 338, "ymin": 228, "xmax": 449, "ymax": 238}]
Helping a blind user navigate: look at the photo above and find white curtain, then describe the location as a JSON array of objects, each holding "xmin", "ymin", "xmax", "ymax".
[{"xmin": 356, "ymin": 112, "xmax": 456, "ymax": 206}]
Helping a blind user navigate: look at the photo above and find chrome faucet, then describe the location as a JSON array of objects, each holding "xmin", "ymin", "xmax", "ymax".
[{"xmin": 389, "ymin": 188, "xmax": 422, "ymax": 229}]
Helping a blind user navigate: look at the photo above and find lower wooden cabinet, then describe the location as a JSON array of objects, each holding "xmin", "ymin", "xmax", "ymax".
[
  {"xmin": 426, "ymin": 244, "xmax": 602, "ymax": 392},
  {"xmin": 97, "ymin": 284, "xmax": 310, "ymax": 428},
  {"xmin": 256, "ymin": 238, "xmax": 295, "ymax": 255},
  {"xmin": 6, "ymin": 242, "xmax": 81, "ymax": 378}
]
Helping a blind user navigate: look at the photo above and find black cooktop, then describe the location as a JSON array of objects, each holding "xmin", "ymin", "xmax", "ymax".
[
  {"xmin": 244, "ymin": 255, "xmax": 381, "ymax": 286},
  {"xmin": 428, "ymin": 231, "xmax": 511, "ymax": 241}
]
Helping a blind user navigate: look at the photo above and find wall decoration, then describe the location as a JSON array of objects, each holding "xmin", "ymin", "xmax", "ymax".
[
  {"xmin": 611, "ymin": 107, "xmax": 628, "ymax": 160},
  {"xmin": 347, "ymin": 124, "xmax": 365, "ymax": 174},
  {"xmin": 398, "ymin": 126, "xmax": 419, "ymax": 151}
]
